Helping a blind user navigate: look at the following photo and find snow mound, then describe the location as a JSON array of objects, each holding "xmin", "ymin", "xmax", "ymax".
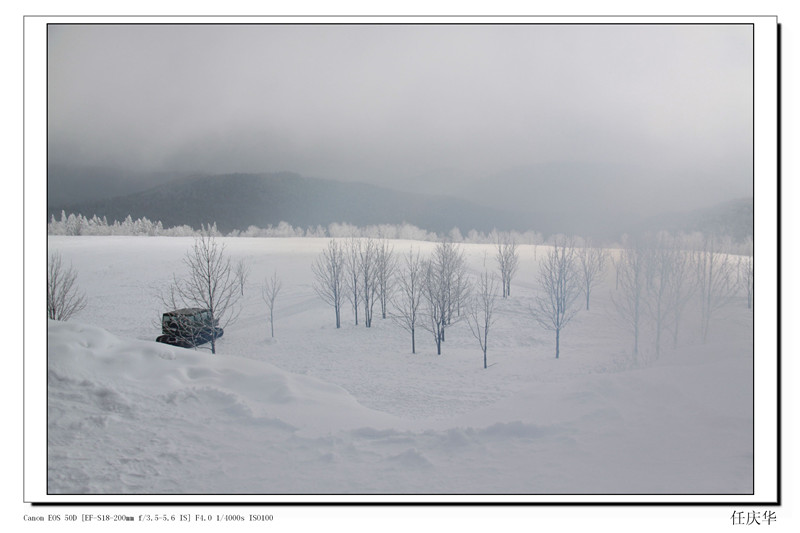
[
  {"xmin": 46, "ymin": 312, "xmax": 753, "ymax": 495},
  {"xmin": 48, "ymin": 320, "xmax": 400, "ymax": 436}
]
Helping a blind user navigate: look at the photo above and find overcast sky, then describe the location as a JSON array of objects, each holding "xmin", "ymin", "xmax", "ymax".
[{"xmin": 48, "ymin": 23, "xmax": 753, "ymax": 208}]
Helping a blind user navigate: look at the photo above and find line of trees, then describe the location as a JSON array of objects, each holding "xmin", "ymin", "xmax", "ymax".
[
  {"xmin": 312, "ymin": 239, "xmax": 473, "ymax": 357},
  {"xmin": 612, "ymin": 232, "xmax": 748, "ymax": 364},
  {"xmin": 49, "ymin": 227, "xmax": 752, "ymax": 366},
  {"xmin": 310, "ymin": 230, "xmax": 753, "ymax": 366},
  {"xmin": 48, "ymin": 211, "xmax": 196, "ymax": 236},
  {"xmin": 48, "ymin": 211, "xmax": 550, "ymax": 245},
  {"xmin": 316, "ymin": 238, "xmax": 399, "ymax": 330}
]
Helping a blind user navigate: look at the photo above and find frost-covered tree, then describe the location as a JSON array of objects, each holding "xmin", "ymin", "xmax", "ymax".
[
  {"xmin": 421, "ymin": 258, "xmax": 448, "ymax": 355},
  {"xmin": 65, "ymin": 213, "xmax": 84, "ymax": 235},
  {"xmin": 644, "ymin": 233, "xmax": 676, "ymax": 359},
  {"xmin": 578, "ymin": 240, "xmax": 608, "ymax": 310},
  {"xmin": 234, "ymin": 258, "xmax": 251, "ymax": 296},
  {"xmin": 696, "ymin": 235, "xmax": 737, "ymax": 342},
  {"xmin": 738, "ymin": 237, "xmax": 754, "ymax": 310},
  {"xmin": 164, "ymin": 231, "xmax": 241, "ymax": 354},
  {"xmin": 431, "ymin": 240, "xmax": 470, "ymax": 343},
  {"xmin": 418, "ymin": 240, "xmax": 470, "ymax": 354},
  {"xmin": 305, "ymin": 225, "xmax": 328, "ymax": 238},
  {"xmin": 344, "ymin": 238, "xmax": 362, "ymax": 325},
  {"xmin": 262, "ymin": 270, "xmax": 282, "ymax": 338},
  {"xmin": 47, "ymin": 252, "xmax": 87, "ymax": 321},
  {"xmin": 311, "ymin": 239, "xmax": 345, "ymax": 329},
  {"xmin": 391, "ymin": 247, "xmax": 424, "ymax": 354},
  {"xmin": 532, "ymin": 237, "xmax": 581, "ymax": 359},
  {"xmin": 467, "ymin": 267, "xmax": 499, "ymax": 369},
  {"xmin": 359, "ymin": 238, "xmax": 379, "ymax": 328},
  {"xmin": 613, "ymin": 239, "xmax": 648, "ymax": 359},
  {"xmin": 740, "ymin": 255, "xmax": 754, "ymax": 310},
  {"xmin": 375, "ymin": 239, "xmax": 397, "ymax": 320},
  {"xmin": 665, "ymin": 237, "xmax": 698, "ymax": 349},
  {"xmin": 495, "ymin": 234, "xmax": 520, "ymax": 298}
]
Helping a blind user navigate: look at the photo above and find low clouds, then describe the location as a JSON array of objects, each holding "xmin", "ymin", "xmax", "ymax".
[{"xmin": 48, "ymin": 23, "xmax": 753, "ymax": 213}]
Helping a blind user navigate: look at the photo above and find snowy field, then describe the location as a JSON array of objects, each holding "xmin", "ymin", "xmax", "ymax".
[{"xmin": 45, "ymin": 236, "xmax": 754, "ymax": 497}]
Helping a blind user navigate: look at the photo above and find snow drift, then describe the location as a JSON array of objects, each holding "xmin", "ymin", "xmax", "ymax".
[
  {"xmin": 44, "ymin": 236, "xmax": 754, "ymax": 496},
  {"xmin": 48, "ymin": 320, "xmax": 752, "ymax": 495}
]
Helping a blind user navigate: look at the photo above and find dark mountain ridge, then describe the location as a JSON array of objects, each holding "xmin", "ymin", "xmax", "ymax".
[
  {"xmin": 48, "ymin": 170, "xmax": 753, "ymax": 241},
  {"xmin": 48, "ymin": 172, "xmax": 527, "ymax": 235}
]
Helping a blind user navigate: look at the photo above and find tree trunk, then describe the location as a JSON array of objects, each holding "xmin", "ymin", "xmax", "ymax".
[
  {"xmin": 555, "ymin": 328, "xmax": 560, "ymax": 359},
  {"xmin": 672, "ymin": 320, "xmax": 679, "ymax": 349},
  {"xmin": 270, "ymin": 310, "xmax": 274, "ymax": 338}
]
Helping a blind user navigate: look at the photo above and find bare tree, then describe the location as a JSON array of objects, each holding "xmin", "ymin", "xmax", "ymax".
[
  {"xmin": 344, "ymin": 238, "xmax": 362, "ymax": 325},
  {"xmin": 644, "ymin": 233, "xmax": 675, "ymax": 359},
  {"xmin": 391, "ymin": 247, "xmax": 424, "ymax": 353},
  {"xmin": 696, "ymin": 235, "xmax": 737, "ymax": 342},
  {"xmin": 262, "ymin": 270, "xmax": 282, "ymax": 338},
  {"xmin": 359, "ymin": 238, "xmax": 379, "ymax": 328},
  {"xmin": 311, "ymin": 239, "xmax": 345, "ymax": 329},
  {"xmin": 611, "ymin": 254, "xmax": 621, "ymax": 291},
  {"xmin": 375, "ymin": 239, "xmax": 397, "ymax": 319},
  {"xmin": 234, "ymin": 258, "xmax": 251, "ymax": 296},
  {"xmin": 449, "ymin": 256, "xmax": 471, "ymax": 327},
  {"xmin": 578, "ymin": 240, "xmax": 608, "ymax": 310},
  {"xmin": 495, "ymin": 234, "xmax": 520, "ymax": 298},
  {"xmin": 429, "ymin": 240, "xmax": 470, "ymax": 344},
  {"xmin": 661, "ymin": 236, "xmax": 699, "ymax": 350},
  {"xmin": 612, "ymin": 239, "xmax": 647, "ymax": 359},
  {"xmin": 166, "ymin": 232, "xmax": 241, "ymax": 354},
  {"xmin": 467, "ymin": 267, "xmax": 499, "ymax": 369},
  {"xmin": 47, "ymin": 251, "xmax": 87, "ymax": 321},
  {"xmin": 532, "ymin": 237, "xmax": 581, "ymax": 359},
  {"xmin": 421, "ymin": 258, "xmax": 447, "ymax": 355}
]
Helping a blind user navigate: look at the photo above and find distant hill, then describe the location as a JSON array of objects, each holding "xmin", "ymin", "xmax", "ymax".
[
  {"xmin": 46, "ymin": 164, "xmax": 190, "ymax": 206},
  {"xmin": 399, "ymin": 161, "xmax": 753, "ymax": 241},
  {"xmin": 47, "ymin": 169, "xmax": 754, "ymax": 241},
  {"xmin": 48, "ymin": 172, "xmax": 529, "ymax": 235},
  {"xmin": 637, "ymin": 197, "xmax": 754, "ymax": 242}
]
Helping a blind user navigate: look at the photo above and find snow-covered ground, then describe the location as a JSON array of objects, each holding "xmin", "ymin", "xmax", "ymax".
[{"xmin": 45, "ymin": 236, "xmax": 754, "ymax": 497}]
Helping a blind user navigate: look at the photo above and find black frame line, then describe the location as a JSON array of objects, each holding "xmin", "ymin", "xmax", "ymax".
[{"xmin": 31, "ymin": 15, "xmax": 777, "ymax": 506}]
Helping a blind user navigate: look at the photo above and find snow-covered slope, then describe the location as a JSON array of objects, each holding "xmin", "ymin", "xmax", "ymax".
[{"xmin": 45, "ymin": 236, "xmax": 754, "ymax": 496}]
